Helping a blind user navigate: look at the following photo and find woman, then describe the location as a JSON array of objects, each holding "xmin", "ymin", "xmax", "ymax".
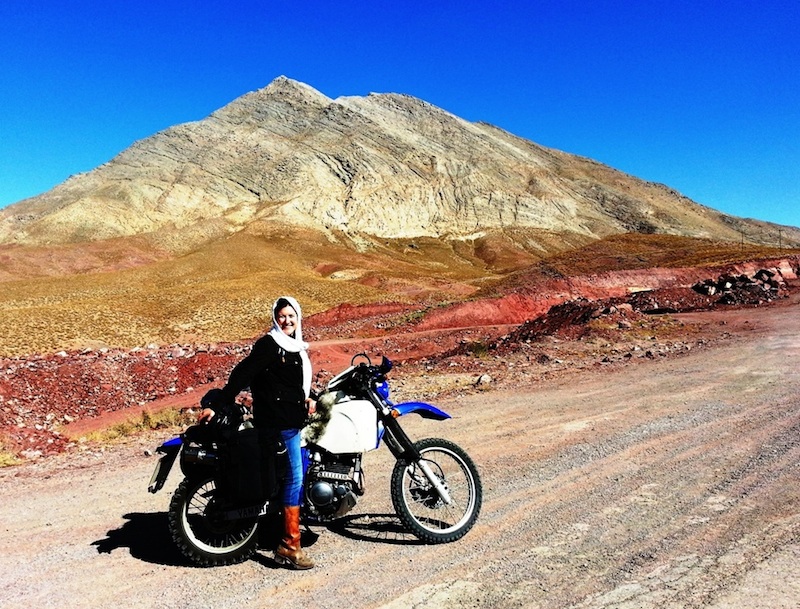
[{"xmin": 198, "ymin": 295, "xmax": 316, "ymax": 569}]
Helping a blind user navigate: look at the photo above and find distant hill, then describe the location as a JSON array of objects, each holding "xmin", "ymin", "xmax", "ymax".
[
  {"xmin": 2, "ymin": 77, "xmax": 799, "ymax": 357},
  {"xmin": 3, "ymin": 76, "xmax": 797, "ymax": 257}
]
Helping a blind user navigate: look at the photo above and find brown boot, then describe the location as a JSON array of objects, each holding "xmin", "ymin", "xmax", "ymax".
[{"xmin": 274, "ymin": 506, "xmax": 315, "ymax": 570}]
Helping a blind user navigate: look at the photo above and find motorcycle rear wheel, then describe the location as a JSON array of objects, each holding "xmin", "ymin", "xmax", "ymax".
[
  {"xmin": 168, "ymin": 475, "xmax": 259, "ymax": 567},
  {"xmin": 390, "ymin": 437, "xmax": 482, "ymax": 543}
]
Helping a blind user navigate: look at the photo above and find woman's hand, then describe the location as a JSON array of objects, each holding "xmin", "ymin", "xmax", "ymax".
[
  {"xmin": 306, "ymin": 398, "xmax": 317, "ymax": 416},
  {"xmin": 197, "ymin": 408, "xmax": 215, "ymax": 423}
]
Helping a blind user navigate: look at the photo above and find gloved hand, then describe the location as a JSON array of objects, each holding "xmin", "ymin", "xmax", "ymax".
[{"xmin": 198, "ymin": 388, "xmax": 240, "ymax": 427}]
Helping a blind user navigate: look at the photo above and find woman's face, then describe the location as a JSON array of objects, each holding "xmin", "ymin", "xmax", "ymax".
[{"xmin": 276, "ymin": 305, "xmax": 298, "ymax": 336}]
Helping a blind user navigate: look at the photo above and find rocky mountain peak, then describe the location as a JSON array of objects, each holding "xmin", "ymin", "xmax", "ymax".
[
  {"xmin": 1, "ymin": 78, "xmax": 797, "ymax": 251},
  {"xmin": 211, "ymin": 76, "xmax": 333, "ymax": 125}
]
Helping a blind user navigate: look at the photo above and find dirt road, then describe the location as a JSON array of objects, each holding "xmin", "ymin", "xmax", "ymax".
[{"xmin": 2, "ymin": 300, "xmax": 799, "ymax": 609}]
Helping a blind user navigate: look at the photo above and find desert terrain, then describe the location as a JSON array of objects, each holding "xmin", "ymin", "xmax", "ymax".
[
  {"xmin": 1, "ymin": 276, "xmax": 799, "ymax": 608},
  {"xmin": 3, "ymin": 76, "xmax": 799, "ymax": 608}
]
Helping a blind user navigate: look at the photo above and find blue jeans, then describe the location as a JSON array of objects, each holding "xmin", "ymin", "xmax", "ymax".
[{"xmin": 280, "ymin": 429, "xmax": 304, "ymax": 506}]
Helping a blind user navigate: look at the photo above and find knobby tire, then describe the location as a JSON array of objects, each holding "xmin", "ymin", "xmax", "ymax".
[
  {"xmin": 168, "ymin": 476, "xmax": 259, "ymax": 567},
  {"xmin": 390, "ymin": 437, "xmax": 482, "ymax": 544}
]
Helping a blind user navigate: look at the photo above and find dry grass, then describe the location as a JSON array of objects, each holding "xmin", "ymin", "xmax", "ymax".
[
  {"xmin": 1, "ymin": 229, "xmax": 797, "ymax": 357},
  {"xmin": 496, "ymin": 233, "xmax": 800, "ymax": 291},
  {"xmin": 0, "ymin": 228, "xmax": 499, "ymax": 356},
  {"xmin": 537, "ymin": 233, "xmax": 798, "ymax": 274},
  {"xmin": 0, "ymin": 441, "xmax": 21, "ymax": 467},
  {"xmin": 74, "ymin": 407, "xmax": 197, "ymax": 444},
  {"xmin": 0, "ymin": 231, "xmax": 375, "ymax": 355}
]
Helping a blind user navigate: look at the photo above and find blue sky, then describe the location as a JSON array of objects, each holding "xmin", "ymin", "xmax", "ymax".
[{"xmin": 1, "ymin": 0, "xmax": 798, "ymax": 230}]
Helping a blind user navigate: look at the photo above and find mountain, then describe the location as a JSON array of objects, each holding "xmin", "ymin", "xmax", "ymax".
[
  {"xmin": 2, "ymin": 77, "xmax": 799, "ymax": 357},
  {"xmin": 3, "ymin": 76, "xmax": 797, "ymax": 255}
]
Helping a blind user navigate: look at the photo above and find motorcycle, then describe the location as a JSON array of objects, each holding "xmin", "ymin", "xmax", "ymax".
[{"xmin": 147, "ymin": 353, "xmax": 483, "ymax": 567}]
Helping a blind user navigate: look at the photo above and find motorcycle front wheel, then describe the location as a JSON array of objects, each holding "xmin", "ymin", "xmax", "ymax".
[
  {"xmin": 168, "ymin": 476, "xmax": 259, "ymax": 567},
  {"xmin": 390, "ymin": 437, "xmax": 482, "ymax": 543}
]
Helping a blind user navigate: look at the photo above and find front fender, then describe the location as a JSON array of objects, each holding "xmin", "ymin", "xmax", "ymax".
[
  {"xmin": 147, "ymin": 437, "xmax": 182, "ymax": 493},
  {"xmin": 159, "ymin": 436, "xmax": 183, "ymax": 450},
  {"xmin": 393, "ymin": 401, "xmax": 451, "ymax": 421}
]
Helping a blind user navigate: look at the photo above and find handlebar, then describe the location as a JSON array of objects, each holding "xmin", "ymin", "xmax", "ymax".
[
  {"xmin": 348, "ymin": 353, "xmax": 393, "ymax": 386},
  {"xmin": 350, "ymin": 352, "xmax": 373, "ymax": 367}
]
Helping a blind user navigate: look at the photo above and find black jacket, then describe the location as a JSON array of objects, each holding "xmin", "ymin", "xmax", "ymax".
[{"xmin": 219, "ymin": 334, "xmax": 307, "ymax": 430}]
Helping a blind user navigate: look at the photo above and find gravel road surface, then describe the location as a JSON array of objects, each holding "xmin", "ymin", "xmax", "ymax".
[{"xmin": 2, "ymin": 301, "xmax": 799, "ymax": 609}]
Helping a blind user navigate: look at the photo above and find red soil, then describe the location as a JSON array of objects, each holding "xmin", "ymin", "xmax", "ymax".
[{"xmin": 2, "ymin": 259, "xmax": 798, "ymax": 461}]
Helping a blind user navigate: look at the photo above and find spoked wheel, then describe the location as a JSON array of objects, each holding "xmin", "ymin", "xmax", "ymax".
[
  {"xmin": 168, "ymin": 476, "xmax": 259, "ymax": 566},
  {"xmin": 390, "ymin": 438, "xmax": 482, "ymax": 543}
]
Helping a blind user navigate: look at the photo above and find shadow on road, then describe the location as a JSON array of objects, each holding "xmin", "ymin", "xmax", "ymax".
[
  {"xmin": 91, "ymin": 510, "xmax": 421, "ymax": 568},
  {"xmin": 322, "ymin": 512, "xmax": 424, "ymax": 546},
  {"xmin": 91, "ymin": 512, "xmax": 191, "ymax": 566}
]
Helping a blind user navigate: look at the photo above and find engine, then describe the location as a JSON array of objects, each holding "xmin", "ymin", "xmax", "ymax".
[{"xmin": 304, "ymin": 452, "xmax": 364, "ymax": 520}]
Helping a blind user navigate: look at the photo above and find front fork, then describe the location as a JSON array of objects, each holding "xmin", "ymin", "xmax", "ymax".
[{"xmin": 381, "ymin": 416, "xmax": 454, "ymax": 505}]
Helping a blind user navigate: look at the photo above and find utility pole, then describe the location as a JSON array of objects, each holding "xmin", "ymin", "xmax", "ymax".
[{"xmin": 777, "ymin": 228, "xmax": 783, "ymax": 253}]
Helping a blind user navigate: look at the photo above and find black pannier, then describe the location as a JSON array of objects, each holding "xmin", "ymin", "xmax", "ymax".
[{"xmin": 218, "ymin": 426, "xmax": 264, "ymax": 507}]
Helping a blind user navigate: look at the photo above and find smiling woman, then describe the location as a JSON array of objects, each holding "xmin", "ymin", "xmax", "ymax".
[{"xmin": 196, "ymin": 294, "xmax": 317, "ymax": 568}]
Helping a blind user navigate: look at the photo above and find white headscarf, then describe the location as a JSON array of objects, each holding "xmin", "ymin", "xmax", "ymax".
[{"xmin": 267, "ymin": 295, "xmax": 312, "ymax": 398}]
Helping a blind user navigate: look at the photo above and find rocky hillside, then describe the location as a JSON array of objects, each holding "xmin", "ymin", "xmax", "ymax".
[
  {"xmin": 2, "ymin": 78, "xmax": 799, "ymax": 363},
  {"xmin": 3, "ymin": 77, "xmax": 797, "ymax": 256}
]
